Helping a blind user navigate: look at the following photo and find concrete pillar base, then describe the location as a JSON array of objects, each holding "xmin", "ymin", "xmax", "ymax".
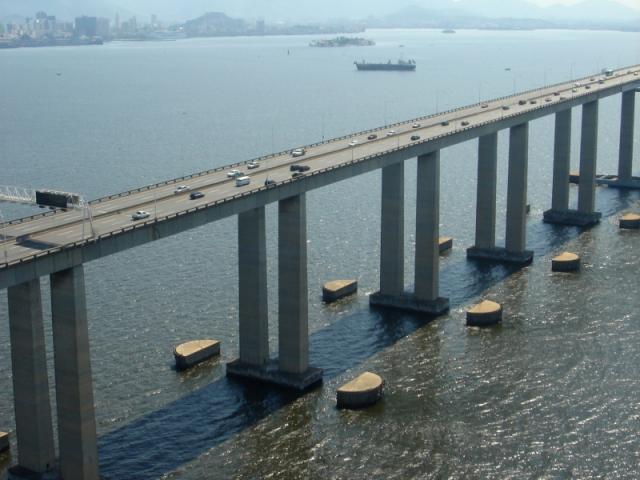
[
  {"xmin": 337, "ymin": 372, "xmax": 384, "ymax": 409},
  {"xmin": 552, "ymin": 252, "xmax": 581, "ymax": 272},
  {"xmin": 542, "ymin": 208, "xmax": 602, "ymax": 226},
  {"xmin": 620, "ymin": 214, "xmax": 640, "ymax": 229},
  {"xmin": 466, "ymin": 246, "xmax": 533, "ymax": 265},
  {"xmin": 369, "ymin": 291, "xmax": 449, "ymax": 316},
  {"xmin": 322, "ymin": 280, "xmax": 357, "ymax": 303},
  {"xmin": 467, "ymin": 300, "xmax": 503, "ymax": 327},
  {"xmin": 438, "ymin": 237, "xmax": 453, "ymax": 253},
  {"xmin": 226, "ymin": 358, "xmax": 323, "ymax": 391}
]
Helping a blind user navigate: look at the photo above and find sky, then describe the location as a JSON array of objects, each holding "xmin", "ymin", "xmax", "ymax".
[{"xmin": 503, "ymin": 0, "xmax": 638, "ymax": 6}]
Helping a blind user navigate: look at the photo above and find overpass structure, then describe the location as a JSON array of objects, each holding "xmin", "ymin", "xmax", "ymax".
[{"xmin": 2, "ymin": 67, "xmax": 639, "ymax": 479}]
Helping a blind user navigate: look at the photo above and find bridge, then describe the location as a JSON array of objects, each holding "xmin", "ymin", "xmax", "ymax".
[{"xmin": 2, "ymin": 66, "xmax": 639, "ymax": 479}]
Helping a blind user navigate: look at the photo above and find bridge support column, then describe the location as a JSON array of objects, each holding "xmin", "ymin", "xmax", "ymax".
[
  {"xmin": 373, "ymin": 163, "xmax": 405, "ymax": 298},
  {"xmin": 237, "ymin": 207, "xmax": 269, "ymax": 366},
  {"xmin": 7, "ymin": 279, "xmax": 56, "ymax": 474},
  {"xmin": 370, "ymin": 152, "xmax": 448, "ymax": 316},
  {"xmin": 544, "ymin": 102, "xmax": 602, "ymax": 225},
  {"xmin": 228, "ymin": 196, "xmax": 322, "ymax": 390},
  {"xmin": 618, "ymin": 91, "xmax": 636, "ymax": 182},
  {"xmin": 50, "ymin": 265, "xmax": 100, "ymax": 480},
  {"xmin": 467, "ymin": 133, "xmax": 498, "ymax": 259},
  {"xmin": 469, "ymin": 124, "xmax": 533, "ymax": 264},
  {"xmin": 543, "ymin": 110, "xmax": 572, "ymax": 223}
]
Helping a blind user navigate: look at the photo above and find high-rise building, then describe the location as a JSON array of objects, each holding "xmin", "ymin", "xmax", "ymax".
[
  {"xmin": 75, "ymin": 16, "xmax": 98, "ymax": 36},
  {"xmin": 151, "ymin": 14, "xmax": 158, "ymax": 26},
  {"xmin": 115, "ymin": 13, "xmax": 120, "ymax": 29},
  {"xmin": 129, "ymin": 16, "xmax": 137, "ymax": 31},
  {"xmin": 35, "ymin": 11, "xmax": 47, "ymax": 21}
]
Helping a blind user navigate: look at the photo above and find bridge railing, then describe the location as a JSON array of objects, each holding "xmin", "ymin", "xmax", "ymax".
[{"xmin": 2, "ymin": 67, "xmax": 637, "ymax": 230}]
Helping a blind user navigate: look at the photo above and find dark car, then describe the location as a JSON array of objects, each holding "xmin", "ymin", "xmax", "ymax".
[
  {"xmin": 265, "ymin": 179, "xmax": 276, "ymax": 186},
  {"xmin": 553, "ymin": 91, "xmax": 560, "ymax": 96},
  {"xmin": 585, "ymin": 85, "xmax": 591, "ymax": 89},
  {"xmin": 189, "ymin": 191, "xmax": 204, "ymax": 200},
  {"xmin": 367, "ymin": 134, "xmax": 377, "ymax": 140},
  {"xmin": 530, "ymin": 100, "xmax": 537, "ymax": 104},
  {"xmin": 502, "ymin": 105, "xmax": 509, "ymax": 110},
  {"xmin": 298, "ymin": 165, "xmax": 310, "ymax": 172},
  {"xmin": 411, "ymin": 135, "xmax": 420, "ymax": 141},
  {"xmin": 461, "ymin": 121, "xmax": 469, "ymax": 126},
  {"xmin": 519, "ymin": 100, "xmax": 526, "ymax": 105},
  {"xmin": 441, "ymin": 121, "xmax": 449, "ymax": 126},
  {"xmin": 292, "ymin": 172, "xmax": 303, "ymax": 178},
  {"xmin": 290, "ymin": 165, "xmax": 300, "ymax": 171}
]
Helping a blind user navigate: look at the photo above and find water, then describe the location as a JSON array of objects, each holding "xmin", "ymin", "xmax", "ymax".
[{"xmin": 1, "ymin": 29, "xmax": 640, "ymax": 479}]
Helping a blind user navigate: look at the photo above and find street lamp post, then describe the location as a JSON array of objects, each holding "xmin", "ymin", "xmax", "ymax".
[
  {"xmin": 0, "ymin": 209, "xmax": 7, "ymax": 265},
  {"xmin": 570, "ymin": 62, "xmax": 576, "ymax": 80},
  {"xmin": 513, "ymin": 74, "xmax": 522, "ymax": 95},
  {"xmin": 479, "ymin": 82, "xmax": 487, "ymax": 103}
]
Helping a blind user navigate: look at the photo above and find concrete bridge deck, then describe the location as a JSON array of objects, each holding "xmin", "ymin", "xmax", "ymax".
[{"xmin": 0, "ymin": 68, "xmax": 638, "ymax": 289}]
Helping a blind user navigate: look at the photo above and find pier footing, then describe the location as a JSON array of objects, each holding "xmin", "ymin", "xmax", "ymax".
[
  {"xmin": 466, "ymin": 246, "xmax": 533, "ymax": 265},
  {"xmin": 543, "ymin": 209, "xmax": 602, "ymax": 226},
  {"xmin": 8, "ymin": 464, "xmax": 110, "ymax": 480},
  {"xmin": 369, "ymin": 291, "xmax": 449, "ymax": 316},
  {"xmin": 438, "ymin": 237, "xmax": 453, "ymax": 253},
  {"xmin": 226, "ymin": 358, "xmax": 322, "ymax": 391}
]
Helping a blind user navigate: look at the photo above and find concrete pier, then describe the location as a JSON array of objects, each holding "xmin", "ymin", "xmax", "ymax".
[
  {"xmin": 474, "ymin": 133, "xmax": 498, "ymax": 250},
  {"xmin": 469, "ymin": 124, "xmax": 533, "ymax": 264},
  {"xmin": 237, "ymin": 207, "xmax": 269, "ymax": 366},
  {"xmin": 337, "ymin": 372, "xmax": 384, "ymax": 409},
  {"xmin": 371, "ymin": 152, "xmax": 449, "ymax": 315},
  {"xmin": 278, "ymin": 194, "xmax": 309, "ymax": 374},
  {"xmin": 8, "ymin": 279, "xmax": 56, "ymax": 473},
  {"xmin": 323, "ymin": 280, "xmax": 357, "ymax": 303},
  {"xmin": 619, "ymin": 213, "xmax": 640, "ymax": 229},
  {"xmin": 174, "ymin": 340, "xmax": 220, "ymax": 369},
  {"xmin": 50, "ymin": 265, "xmax": 100, "ymax": 480},
  {"xmin": 467, "ymin": 300, "xmax": 503, "ymax": 327},
  {"xmin": 379, "ymin": 163, "xmax": 405, "ymax": 297},
  {"xmin": 551, "ymin": 109, "xmax": 572, "ymax": 213},
  {"xmin": 552, "ymin": 252, "xmax": 581, "ymax": 272},
  {"xmin": 439, "ymin": 237, "xmax": 453, "ymax": 253},
  {"xmin": 0, "ymin": 431, "xmax": 8, "ymax": 453},
  {"xmin": 618, "ymin": 91, "xmax": 636, "ymax": 182}
]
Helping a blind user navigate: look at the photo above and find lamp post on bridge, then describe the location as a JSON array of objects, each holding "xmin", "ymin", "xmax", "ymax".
[
  {"xmin": 479, "ymin": 81, "xmax": 487, "ymax": 104},
  {"xmin": 0, "ymin": 209, "xmax": 7, "ymax": 265},
  {"xmin": 544, "ymin": 68, "xmax": 552, "ymax": 87},
  {"xmin": 384, "ymin": 100, "xmax": 393, "ymax": 127},
  {"xmin": 570, "ymin": 62, "xmax": 576, "ymax": 80},
  {"xmin": 513, "ymin": 74, "xmax": 522, "ymax": 95}
]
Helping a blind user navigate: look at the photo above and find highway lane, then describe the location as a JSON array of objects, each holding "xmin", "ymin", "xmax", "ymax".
[{"xmin": 2, "ymin": 67, "xmax": 638, "ymax": 264}]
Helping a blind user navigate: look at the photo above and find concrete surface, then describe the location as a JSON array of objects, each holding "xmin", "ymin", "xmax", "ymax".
[
  {"xmin": 337, "ymin": 372, "xmax": 384, "ymax": 409},
  {"xmin": 467, "ymin": 300, "xmax": 503, "ymax": 327},
  {"xmin": 174, "ymin": 340, "xmax": 220, "ymax": 369},
  {"xmin": 552, "ymin": 252, "xmax": 581, "ymax": 272},
  {"xmin": 226, "ymin": 358, "xmax": 322, "ymax": 391},
  {"xmin": 322, "ymin": 280, "xmax": 357, "ymax": 303}
]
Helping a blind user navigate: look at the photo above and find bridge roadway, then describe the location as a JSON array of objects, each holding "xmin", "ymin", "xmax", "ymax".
[{"xmin": 1, "ymin": 67, "xmax": 639, "ymax": 283}]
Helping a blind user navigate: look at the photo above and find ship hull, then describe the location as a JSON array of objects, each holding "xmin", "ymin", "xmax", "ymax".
[{"xmin": 355, "ymin": 63, "xmax": 415, "ymax": 71}]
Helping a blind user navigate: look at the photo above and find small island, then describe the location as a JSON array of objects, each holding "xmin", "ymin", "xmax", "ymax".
[
  {"xmin": 310, "ymin": 36, "xmax": 375, "ymax": 47},
  {"xmin": 442, "ymin": 29, "xmax": 456, "ymax": 34}
]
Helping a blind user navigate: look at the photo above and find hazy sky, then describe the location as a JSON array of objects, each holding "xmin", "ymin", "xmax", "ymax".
[{"xmin": 502, "ymin": 0, "xmax": 638, "ymax": 6}]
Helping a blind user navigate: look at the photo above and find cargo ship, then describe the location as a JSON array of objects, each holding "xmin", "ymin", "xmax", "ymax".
[{"xmin": 354, "ymin": 57, "xmax": 416, "ymax": 71}]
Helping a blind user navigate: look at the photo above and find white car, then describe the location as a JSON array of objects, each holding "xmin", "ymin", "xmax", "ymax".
[
  {"xmin": 227, "ymin": 170, "xmax": 244, "ymax": 178},
  {"xmin": 132, "ymin": 211, "xmax": 150, "ymax": 220},
  {"xmin": 412, "ymin": 123, "xmax": 421, "ymax": 128},
  {"xmin": 174, "ymin": 185, "xmax": 190, "ymax": 194},
  {"xmin": 348, "ymin": 140, "xmax": 359, "ymax": 147},
  {"xmin": 292, "ymin": 149, "xmax": 306, "ymax": 157},
  {"xmin": 574, "ymin": 82, "xmax": 581, "ymax": 87},
  {"xmin": 247, "ymin": 162, "xmax": 260, "ymax": 169},
  {"xmin": 387, "ymin": 130, "xmax": 396, "ymax": 136}
]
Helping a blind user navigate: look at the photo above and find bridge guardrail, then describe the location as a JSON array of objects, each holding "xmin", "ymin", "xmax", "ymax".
[{"xmin": 1, "ymin": 70, "xmax": 637, "ymax": 268}]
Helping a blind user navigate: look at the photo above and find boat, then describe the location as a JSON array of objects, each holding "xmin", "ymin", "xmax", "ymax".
[
  {"xmin": 442, "ymin": 29, "xmax": 456, "ymax": 34},
  {"xmin": 355, "ymin": 57, "xmax": 416, "ymax": 71}
]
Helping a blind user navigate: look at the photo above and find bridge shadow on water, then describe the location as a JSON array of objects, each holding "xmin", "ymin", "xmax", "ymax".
[{"xmin": 97, "ymin": 187, "xmax": 639, "ymax": 479}]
